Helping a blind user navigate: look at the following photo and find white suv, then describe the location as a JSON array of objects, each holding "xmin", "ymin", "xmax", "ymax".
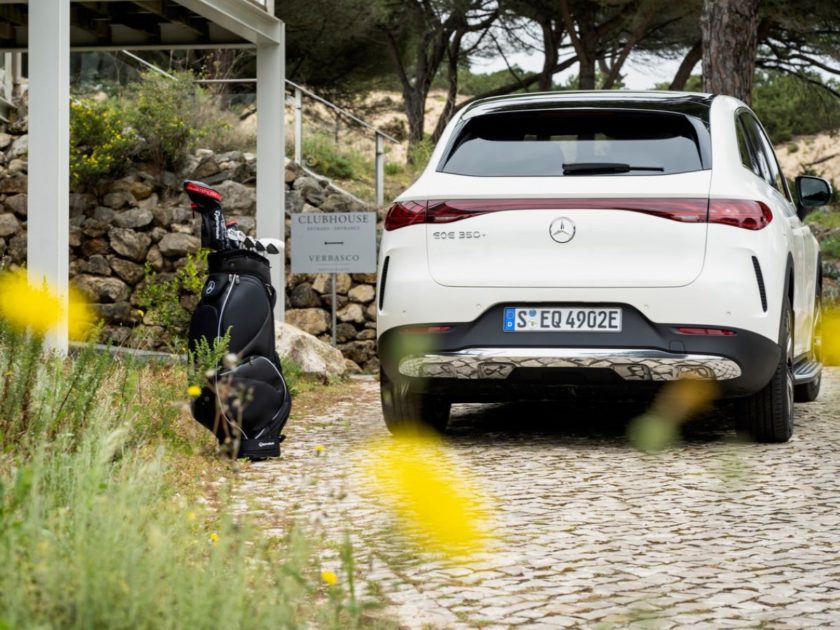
[{"xmin": 376, "ymin": 91, "xmax": 832, "ymax": 442}]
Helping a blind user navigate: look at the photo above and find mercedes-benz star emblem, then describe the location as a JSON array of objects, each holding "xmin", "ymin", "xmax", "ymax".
[{"xmin": 549, "ymin": 217, "xmax": 576, "ymax": 243}]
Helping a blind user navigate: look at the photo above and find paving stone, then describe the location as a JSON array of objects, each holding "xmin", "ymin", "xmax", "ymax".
[{"xmin": 229, "ymin": 369, "xmax": 840, "ymax": 628}]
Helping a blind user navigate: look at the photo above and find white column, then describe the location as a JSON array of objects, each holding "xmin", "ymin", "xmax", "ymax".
[
  {"xmin": 28, "ymin": 0, "xmax": 70, "ymax": 353},
  {"xmin": 256, "ymin": 27, "xmax": 286, "ymax": 322}
]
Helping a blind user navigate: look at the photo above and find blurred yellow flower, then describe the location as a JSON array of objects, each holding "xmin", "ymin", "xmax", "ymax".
[
  {"xmin": 0, "ymin": 271, "xmax": 94, "ymax": 339},
  {"xmin": 822, "ymin": 305, "xmax": 840, "ymax": 366},
  {"xmin": 186, "ymin": 511, "xmax": 196, "ymax": 522},
  {"xmin": 187, "ymin": 385, "xmax": 202, "ymax": 398},
  {"xmin": 314, "ymin": 444, "xmax": 325, "ymax": 455},
  {"xmin": 358, "ymin": 434, "xmax": 493, "ymax": 561},
  {"xmin": 628, "ymin": 377, "xmax": 719, "ymax": 452},
  {"xmin": 320, "ymin": 570, "xmax": 338, "ymax": 586},
  {"xmin": 209, "ymin": 532, "xmax": 219, "ymax": 543}
]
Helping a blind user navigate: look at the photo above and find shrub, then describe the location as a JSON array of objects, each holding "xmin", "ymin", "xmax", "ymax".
[
  {"xmin": 137, "ymin": 250, "xmax": 208, "ymax": 352},
  {"xmin": 122, "ymin": 71, "xmax": 203, "ymax": 172},
  {"xmin": 69, "ymin": 99, "xmax": 137, "ymax": 190},
  {"xmin": 298, "ymin": 132, "xmax": 371, "ymax": 181}
]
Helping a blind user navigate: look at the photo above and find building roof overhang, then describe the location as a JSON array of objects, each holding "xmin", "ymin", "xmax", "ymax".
[{"xmin": 0, "ymin": 0, "xmax": 282, "ymax": 51}]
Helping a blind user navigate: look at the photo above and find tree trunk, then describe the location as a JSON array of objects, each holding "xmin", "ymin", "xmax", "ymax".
[
  {"xmin": 578, "ymin": 57, "xmax": 596, "ymax": 90},
  {"xmin": 670, "ymin": 41, "xmax": 702, "ymax": 90},
  {"xmin": 700, "ymin": 0, "xmax": 760, "ymax": 104},
  {"xmin": 538, "ymin": 22, "xmax": 559, "ymax": 91},
  {"xmin": 431, "ymin": 33, "xmax": 464, "ymax": 144},
  {"xmin": 404, "ymin": 89, "xmax": 426, "ymax": 157},
  {"xmin": 558, "ymin": 0, "xmax": 597, "ymax": 90}
]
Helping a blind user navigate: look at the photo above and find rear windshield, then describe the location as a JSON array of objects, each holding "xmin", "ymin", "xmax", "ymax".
[{"xmin": 440, "ymin": 110, "xmax": 706, "ymax": 177}]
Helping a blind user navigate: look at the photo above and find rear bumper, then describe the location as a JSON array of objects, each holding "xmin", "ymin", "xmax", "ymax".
[
  {"xmin": 398, "ymin": 348, "xmax": 742, "ymax": 382},
  {"xmin": 379, "ymin": 303, "xmax": 780, "ymax": 399}
]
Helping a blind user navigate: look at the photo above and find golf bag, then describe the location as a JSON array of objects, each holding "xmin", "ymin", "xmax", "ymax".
[{"xmin": 184, "ymin": 180, "xmax": 291, "ymax": 459}]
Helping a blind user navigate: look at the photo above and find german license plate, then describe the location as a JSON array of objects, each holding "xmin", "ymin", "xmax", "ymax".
[{"xmin": 503, "ymin": 307, "xmax": 622, "ymax": 332}]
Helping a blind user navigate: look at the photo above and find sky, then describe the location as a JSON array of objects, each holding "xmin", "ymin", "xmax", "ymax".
[{"xmin": 472, "ymin": 50, "xmax": 688, "ymax": 90}]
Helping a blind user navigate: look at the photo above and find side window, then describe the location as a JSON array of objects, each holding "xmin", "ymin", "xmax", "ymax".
[
  {"xmin": 735, "ymin": 117, "xmax": 760, "ymax": 176},
  {"xmin": 751, "ymin": 117, "xmax": 792, "ymax": 201},
  {"xmin": 739, "ymin": 113, "xmax": 772, "ymax": 185}
]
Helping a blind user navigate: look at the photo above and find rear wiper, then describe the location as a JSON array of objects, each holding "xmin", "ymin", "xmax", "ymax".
[{"xmin": 562, "ymin": 162, "xmax": 665, "ymax": 175}]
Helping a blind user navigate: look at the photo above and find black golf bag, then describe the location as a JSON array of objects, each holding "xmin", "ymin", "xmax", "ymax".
[{"xmin": 184, "ymin": 180, "xmax": 291, "ymax": 459}]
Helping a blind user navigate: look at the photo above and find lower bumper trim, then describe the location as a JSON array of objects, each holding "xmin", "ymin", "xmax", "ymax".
[{"xmin": 398, "ymin": 348, "xmax": 742, "ymax": 382}]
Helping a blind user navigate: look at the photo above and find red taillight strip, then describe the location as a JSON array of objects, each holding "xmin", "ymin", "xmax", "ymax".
[
  {"xmin": 430, "ymin": 198, "xmax": 708, "ymax": 224},
  {"xmin": 384, "ymin": 198, "xmax": 709, "ymax": 230},
  {"xmin": 401, "ymin": 325, "xmax": 453, "ymax": 334},
  {"xmin": 384, "ymin": 198, "xmax": 773, "ymax": 231},
  {"xmin": 674, "ymin": 327, "xmax": 737, "ymax": 336}
]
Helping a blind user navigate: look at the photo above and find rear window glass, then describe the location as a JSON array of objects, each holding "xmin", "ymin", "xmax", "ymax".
[{"xmin": 440, "ymin": 110, "xmax": 706, "ymax": 177}]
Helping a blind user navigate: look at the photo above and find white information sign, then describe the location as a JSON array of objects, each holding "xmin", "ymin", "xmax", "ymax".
[{"xmin": 291, "ymin": 212, "xmax": 377, "ymax": 274}]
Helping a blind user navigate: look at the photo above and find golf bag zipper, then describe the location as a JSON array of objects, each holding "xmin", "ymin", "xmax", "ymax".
[{"xmin": 215, "ymin": 274, "xmax": 248, "ymax": 439}]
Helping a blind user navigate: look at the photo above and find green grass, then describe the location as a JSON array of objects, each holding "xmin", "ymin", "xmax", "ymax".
[
  {"xmin": 0, "ymin": 322, "xmax": 387, "ymax": 629},
  {"xmin": 806, "ymin": 206, "xmax": 840, "ymax": 260},
  {"xmin": 294, "ymin": 132, "xmax": 373, "ymax": 183}
]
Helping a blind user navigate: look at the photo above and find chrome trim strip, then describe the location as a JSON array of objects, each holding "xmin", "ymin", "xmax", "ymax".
[{"xmin": 398, "ymin": 347, "xmax": 742, "ymax": 382}]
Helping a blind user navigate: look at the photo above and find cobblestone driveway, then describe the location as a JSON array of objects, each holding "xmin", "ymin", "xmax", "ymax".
[{"xmin": 235, "ymin": 370, "xmax": 840, "ymax": 629}]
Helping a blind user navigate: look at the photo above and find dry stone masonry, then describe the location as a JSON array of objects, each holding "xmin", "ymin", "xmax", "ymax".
[{"xmin": 0, "ymin": 118, "xmax": 382, "ymax": 372}]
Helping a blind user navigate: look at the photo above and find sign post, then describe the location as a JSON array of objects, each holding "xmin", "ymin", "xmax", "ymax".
[
  {"xmin": 331, "ymin": 272, "xmax": 337, "ymax": 346},
  {"xmin": 290, "ymin": 212, "xmax": 377, "ymax": 346}
]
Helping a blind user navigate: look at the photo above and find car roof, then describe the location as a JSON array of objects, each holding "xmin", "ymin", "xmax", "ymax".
[{"xmin": 461, "ymin": 90, "xmax": 715, "ymax": 123}]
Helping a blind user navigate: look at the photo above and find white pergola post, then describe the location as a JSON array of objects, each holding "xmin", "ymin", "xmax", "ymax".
[
  {"xmin": 28, "ymin": 0, "xmax": 70, "ymax": 353},
  {"xmin": 256, "ymin": 25, "xmax": 286, "ymax": 322}
]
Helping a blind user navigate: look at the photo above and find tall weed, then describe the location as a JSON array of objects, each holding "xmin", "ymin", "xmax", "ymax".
[{"xmin": 0, "ymin": 327, "xmax": 384, "ymax": 629}]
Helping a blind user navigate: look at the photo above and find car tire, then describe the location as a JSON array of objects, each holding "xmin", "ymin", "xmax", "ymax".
[
  {"xmin": 380, "ymin": 368, "xmax": 450, "ymax": 435},
  {"xmin": 736, "ymin": 298, "xmax": 794, "ymax": 443},
  {"xmin": 794, "ymin": 293, "xmax": 822, "ymax": 403}
]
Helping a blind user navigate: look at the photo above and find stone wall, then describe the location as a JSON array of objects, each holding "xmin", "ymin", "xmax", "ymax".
[{"xmin": 0, "ymin": 118, "xmax": 382, "ymax": 372}]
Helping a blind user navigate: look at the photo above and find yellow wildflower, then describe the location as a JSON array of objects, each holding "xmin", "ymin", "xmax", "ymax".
[
  {"xmin": 187, "ymin": 385, "xmax": 202, "ymax": 398},
  {"xmin": 314, "ymin": 444, "xmax": 325, "ymax": 455},
  {"xmin": 0, "ymin": 271, "xmax": 94, "ymax": 339},
  {"xmin": 209, "ymin": 532, "xmax": 219, "ymax": 543},
  {"xmin": 0, "ymin": 271, "xmax": 62, "ymax": 334},
  {"xmin": 186, "ymin": 511, "xmax": 196, "ymax": 522},
  {"xmin": 823, "ymin": 306, "xmax": 840, "ymax": 365},
  {"xmin": 320, "ymin": 570, "xmax": 338, "ymax": 586},
  {"xmin": 358, "ymin": 434, "xmax": 493, "ymax": 561}
]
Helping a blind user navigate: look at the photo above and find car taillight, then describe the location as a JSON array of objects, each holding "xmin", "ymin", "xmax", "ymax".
[
  {"xmin": 674, "ymin": 327, "xmax": 737, "ymax": 336},
  {"xmin": 385, "ymin": 198, "xmax": 709, "ymax": 229},
  {"xmin": 384, "ymin": 200, "xmax": 427, "ymax": 230},
  {"xmin": 709, "ymin": 199, "xmax": 772, "ymax": 230},
  {"xmin": 384, "ymin": 198, "xmax": 772, "ymax": 229}
]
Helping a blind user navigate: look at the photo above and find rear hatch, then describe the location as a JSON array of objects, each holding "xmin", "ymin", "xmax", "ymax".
[{"xmin": 422, "ymin": 108, "xmax": 712, "ymax": 289}]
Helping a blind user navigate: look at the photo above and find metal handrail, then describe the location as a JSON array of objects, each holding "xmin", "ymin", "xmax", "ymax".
[
  {"xmin": 191, "ymin": 76, "xmax": 399, "ymax": 144},
  {"xmin": 118, "ymin": 48, "xmax": 398, "ymax": 205},
  {"xmin": 284, "ymin": 79, "xmax": 399, "ymax": 144}
]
